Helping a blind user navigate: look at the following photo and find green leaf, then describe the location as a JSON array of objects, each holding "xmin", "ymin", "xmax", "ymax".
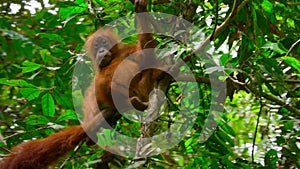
[
  {"xmin": 281, "ymin": 56, "xmax": 300, "ymax": 72},
  {"xmin": 221, "ymin": 158, "xmax": 234, "ymax": 167},
  {"xmin": 94, "ymin": 0, "xmax": 106, "ymax": 7},
  {"xmin": 57, "ymin": 110, "xmax": 78, "ymax": 121},
  {"xmin": 25, "ymin": 115, "xmax": 50, "ymax": 125},
  {"xmin": 40, "ymin": 49, "xmax": 52, "ymax": 64},
  {"xmin": 0, "ymin": 78, "xmax": 35, "ymax": 87},
  {"xmin": 20, "ymin": 88, "xmax": 40, "ymax": 101},
  {"xmin": 265, "ymin": 81, "xmax": 279, "ymax": 96},
  {"xmin": 287, "ymin": 18, "xmax": 295, "ymax": 28},
  {"xmin": 59, "ymin": 4, "xmax": 87, "ymax": 20},
  {"xmin": 283, "ymin": 121, "xmax": 294, "ymax": 131},
  {"xmin": 256, "ymin": 9, "xmax": 269, "ymax": 35},
  {"xmin": 38, "ymin": 33, "xmax": 64, "ymax": 43},
  {"xmin": 217, "ymin": 129, "xmax": 234, "ymax": 147},
  {"xmin": 42, "ymin": 93, "xmax": 55, "ymax": 117},
  {"xmin": 54, "ymin": 90, "xmax": 73, "ymax": 109},
  {"xmin": 21, "ymin": 61, "xmax": 42, "ymax": 73},
  {"xmin": 264, "ymin": 149, "xmax": 278, "ymax": 168},
  {"xmin": 103, "ymin": 129, "xmax": 113, "ymax": 146},
  {"xmin": 97, "ymin": 133, "xmax": 106, "ymax": 146},
  {"xmin": 75, "ymin": 0, "xmax": 88, "ymax": 7},
  {"xmin": 221, "ymin": 123, "xmax": 235, "ymax": 137},
  {"xmin": 262, "ymin": 43, "xmax": 286, "ymax": 54},
  {"xmin": 220, "ymin": 53, "xmax": 230, "ymax": 66},
  {"xmin": 184, "ymin": 137, "xmax": 194, "ymax": 148},
  {"xmin": 261, "ymin": 0, "xmax": 273, "ymax": 13},
  {"xmin": 251, "ymin": 7, "xmax": 259, "ymax": 39}
]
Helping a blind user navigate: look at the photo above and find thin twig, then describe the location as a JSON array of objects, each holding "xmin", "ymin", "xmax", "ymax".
[
  {"xmin": 265, "ymin": 79, "xmax": 300, "ymax": 83},
  {"xmin": 59, "ymin": 140, "xmax": 84, "ymax": 169},
  {"xmin": 209, "ymin": 0, "xmax": 219, "ymax": 41},
  {"xmin": 285, "ymin": 38, "xmax": 300, "ymax": 56},
  {"xmin": 0, "ymin": 146, "xmax": 10, "ymax": 154},
  {"xmin": 287, "ymin": 2, "xmax": 300, "ymax": 5},
  {"xmin": 3, "ymin": 125, "xmax": 53, "ymax": 140},
  {"xmin": 252, "ymin": 100, "xmax": 263, "ymax": 162}
]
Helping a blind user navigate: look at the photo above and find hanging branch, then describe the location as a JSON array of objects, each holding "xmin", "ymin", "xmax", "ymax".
[
  {"xmin": 183, "ymin": 0, "xmax": 251, "ymax": 62},
  {"xmin": 209, "ymin": 0, "xmax": 219, "ymax": 41},
  {"xmin": 251, "ymin": 100, "xmax": 263, "ymax": 162},
  {"xmin": 135, "ymin": 88, "xmax": 165, "ymax": 158}
]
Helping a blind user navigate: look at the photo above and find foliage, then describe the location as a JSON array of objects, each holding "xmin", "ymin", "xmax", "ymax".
[{"xmin": 0, "ymin": 0, "xmax": 299, "ymax": 168}]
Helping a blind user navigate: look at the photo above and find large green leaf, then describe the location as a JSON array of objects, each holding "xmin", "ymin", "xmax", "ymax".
[
  {"xmin": 25, "ymin": 115, "xmax": 50, "ymax": 125},
  {"xmin": 57, "ymin": 110, "xmax": 78, "ymax": 121},
  {"xmin": 42, "ymin": 93, "xmax": 55, "ymax": 117},
  {"xmin": 0, "ymin": 78, "xmax": 35, "ymax": 87},
  {"xmin": 281, "ymin": 56, "xmax": 300, "ymax": 72},
  {"xmin": 20, "ymin": 88, "xmax": 40, "ymax": 101},
  {"xmin": 21, "ymin": 61, "xmax": 43, "ymax": 73},
  {"xmin": 59, "ymin": 1, "xmax": 88, "ymax": 20}
]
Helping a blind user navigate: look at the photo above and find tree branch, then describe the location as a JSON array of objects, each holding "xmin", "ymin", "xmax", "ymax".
[
  {"xmin": 178, "ymin": 74, "xmax": 300, "ymax": 118},
  {"xmin": 3, "ymin": 125, "xmax": 53, "ymax": 140},
  {"xmin": 285, "ymin": 38, "xmax": 300, "ymax": 56},
  {"xmin": 209, "ymin": 0, "xmax": 219, "ymax": 41},
  {"xmin": 245, "ymin": 84, "xmax": 300, "ymax": 118},
  {"xmin": 252, "ymin": 100, "xmax": 263, "ymax": 162},
  {"xmin": 287, "ymin": 2, "xmax": 300, "ymax": 5},
  {"xmin": 183, "ymin": 0, "xmax": 251, "ymax": 62},
  {"xmin": 210, "ymin": 0, "xmax": 238, "ymax": 40}
]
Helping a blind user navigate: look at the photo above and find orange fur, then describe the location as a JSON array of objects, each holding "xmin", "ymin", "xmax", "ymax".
[{"xmin": 0, "ymin": 126, "xmax": 85, "ymax": 169}]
